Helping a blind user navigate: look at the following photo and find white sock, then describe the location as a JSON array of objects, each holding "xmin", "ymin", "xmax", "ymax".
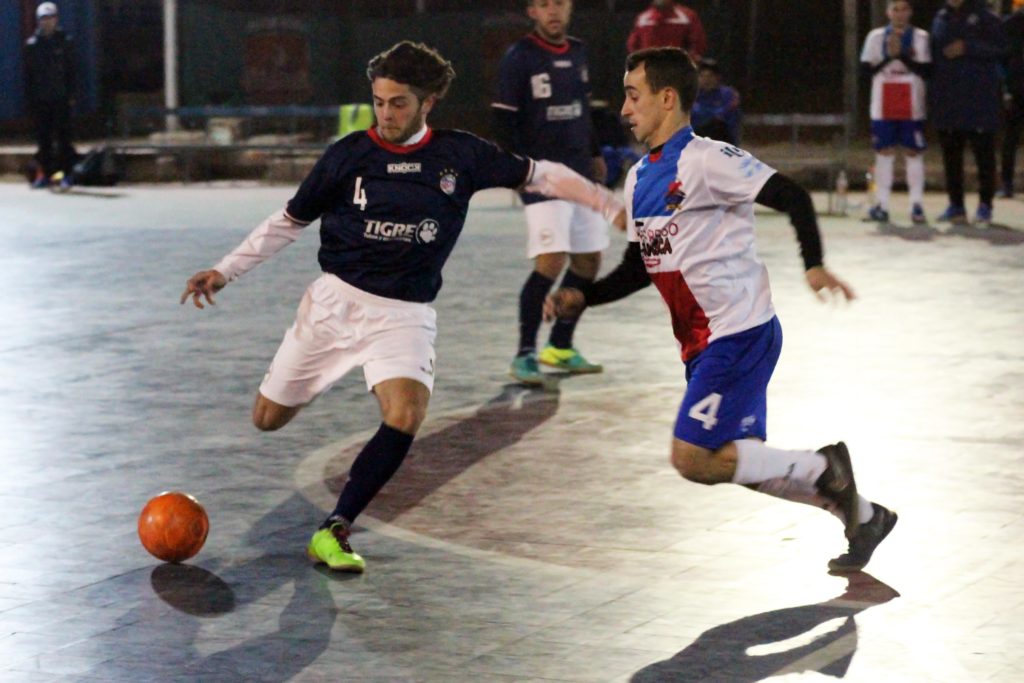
[
  {"xmin": 732, "ymin": 439, "xmax": 827, "ymax": 487},
  {"xmin": 874, "ymin": 154, "xmax": 895, "ymax": 210},
  {"xmin": 756, "ymin": 477, "xmax": 876, "ymax": 525},
  {"xmin": 906, "ymin": 154, "xmax": 925, "ymax": 205}
]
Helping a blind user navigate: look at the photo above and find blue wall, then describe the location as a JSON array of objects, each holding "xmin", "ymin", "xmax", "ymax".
[{"xmin": 0, "ymin": 0, "xmax": 99, "ymax": 120}]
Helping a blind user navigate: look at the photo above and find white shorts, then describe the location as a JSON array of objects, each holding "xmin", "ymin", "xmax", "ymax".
[
  {"xmin": 259, "ymin": 274, "xmax": 438, "ymax": 407},
  {"xmin": 524, "ymin": 199, "xmax": 610, "ymax": 259}
]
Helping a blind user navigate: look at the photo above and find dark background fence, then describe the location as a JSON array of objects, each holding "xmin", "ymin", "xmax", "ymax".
[{"xmin": 0, "ymin": 0, "xmax": 998, "ymax": 139}]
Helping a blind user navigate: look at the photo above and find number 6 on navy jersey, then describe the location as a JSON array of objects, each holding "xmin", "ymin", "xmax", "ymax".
[{"xmin": 688, "ymin": 392, "xmax": 722, "ymax": 430}]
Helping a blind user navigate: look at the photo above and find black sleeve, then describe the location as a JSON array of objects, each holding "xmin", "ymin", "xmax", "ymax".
[
  {"xmin": 862, "ymin": 57, "xmax": 893, "ymax": 77},
  {"xmin": 23, "ymin": 43, "xmax": 36, "ymax": 106},
  {"xmin": 578, "ymin": 241, "xmax": 651, "ymax": 306},
  {"xmin": 65, "ymin": 35, "xmax": 76, "ymax": 98},
  {"xmin": 755, "ymin": 172, "xmax": 824, "ymax": 270},
  {"xmin": 492, "ymin": 107, "xmax": 521, "ymax": 154},
  {"xmin": 903, "ymin": 56, "xmax": 932, "ymax": 80}
]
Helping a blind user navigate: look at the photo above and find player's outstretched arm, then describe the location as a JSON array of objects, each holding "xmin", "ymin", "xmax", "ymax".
[
  {"xmin": 754, "ymin": 172, "xmax": 855, "ymax": 303},
  {"xmin": 524, "ymin": 160, "xmax": 626, "ymax": 229},
  {"xmin": 179, "ymin": 209, "xmax": 307, "ymax": 309},
  {"xmin": 544, "ymin": 242, "xmax": 650, "ymax": 323},
  {"xmin": 180, "ymin": 269, "xmax": 227, "ymax": 309}
]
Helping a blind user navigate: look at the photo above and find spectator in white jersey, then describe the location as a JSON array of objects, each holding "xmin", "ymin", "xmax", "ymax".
[
  {"xmin": 181, "ymin": 41, "xmax": 623, "ymax": 573},
  {"xmin": 861, "ymin": 0, "xmax": 932, "ymax": 224},
  {"xmin": 545, "ymin": 47, "xmax": 897, "ymax": 573},
  {"xmin": 494, "ymin": 0, "xmax": 609, "ymax": 385}
]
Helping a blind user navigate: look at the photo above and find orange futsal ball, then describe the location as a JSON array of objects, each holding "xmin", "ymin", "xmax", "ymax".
[{"xmin": 137, "ymin": 491, "xmax": 209, "ymax": 563}]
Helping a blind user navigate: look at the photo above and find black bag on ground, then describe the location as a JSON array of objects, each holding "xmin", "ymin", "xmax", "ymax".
[{"xmin": 72, "ymin": 146, "xmax": 123, "ymax": 186}]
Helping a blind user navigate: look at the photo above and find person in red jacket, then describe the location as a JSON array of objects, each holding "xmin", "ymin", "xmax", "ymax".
[{"xmin": 626, "ymin": 0, "xmax": 707, "ymax": 60}]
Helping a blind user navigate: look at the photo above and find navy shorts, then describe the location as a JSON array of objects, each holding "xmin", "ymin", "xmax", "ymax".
[
  {"xmin": 673, "ymin": 317, "xmax": 783, "ymax": 450},
  {"xmin": 870, "ymin": 120, "xmax": 926, "ymax": 151}
]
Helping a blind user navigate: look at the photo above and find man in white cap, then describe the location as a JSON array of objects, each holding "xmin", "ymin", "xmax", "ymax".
[{"xmin": 24, "ymin": 2, "xmax": 77, "ymax": 190}]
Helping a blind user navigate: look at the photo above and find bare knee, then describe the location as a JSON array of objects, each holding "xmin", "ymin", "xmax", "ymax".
[
  {"xmin": 252, "ymin": 394, "xmax": 300, "ymax": 432},
  {"xmin": 670, "ymin": 441, "xmax": 736, "ymax": 485},
  {"xmin": 373, "ymin": 378, "xmax": 431, "ymax": 435},
  {"xmin": 568, "ymin": 252, "xmax": 601, "ymax": 280},
  {"xmin": 534, "ymin": 252, "xmax": 567, "ymax": 280},
  {"xmin": 381, "ymin": 403, "xmax": 426, "ymax": 435}
]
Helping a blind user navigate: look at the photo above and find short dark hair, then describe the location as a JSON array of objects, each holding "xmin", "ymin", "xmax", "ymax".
[
  {"xmin": 625, "ymin": 47, "xmax": 698, "ymax": 113},
  {"xmin": 366, "ymin": 41, "xmax": 456, "ymax": 101}
]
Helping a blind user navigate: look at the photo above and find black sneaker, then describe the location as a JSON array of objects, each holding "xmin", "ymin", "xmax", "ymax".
[
  {"xmin": 828, "ymin": 503, "xmax": 898, "ymax": 573},
  {"xmin": 815, "ymin": 441, "xmax": 859, "ymax": 539}
]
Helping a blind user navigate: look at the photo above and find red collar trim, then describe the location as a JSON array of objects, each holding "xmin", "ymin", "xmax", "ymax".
[
  {"xmin": 527, "ymin": 32, "xmax": 570, "ymax": 54},
  {"xmin": 367, "ymin": 126, "xmax": 434, "ymax": 154}
]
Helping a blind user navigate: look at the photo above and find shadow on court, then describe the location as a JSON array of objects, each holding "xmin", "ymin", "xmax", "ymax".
[
  {"xmin": 323, "ymin": 383, "xmax": 562, "ymax": 522},
  {"xmin": 133, "ymin": 493, "xmax": 338, "ymax": 681},
  {"xmin": 630, "ymin": 573, "xmax": 899, "ymax": 683}
]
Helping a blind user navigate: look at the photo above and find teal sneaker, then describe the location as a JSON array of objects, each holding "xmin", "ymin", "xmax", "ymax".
[
  {"xmin": 509, "ymin": 353, "xmax": 544, "ymax": 385},
  {"xmin": 307, "ymin": 517, "xmax": 365, "ymax": 573},
  {"xmin": 537, "ymin": 345, "xmax": 603, "ymax": 374}
]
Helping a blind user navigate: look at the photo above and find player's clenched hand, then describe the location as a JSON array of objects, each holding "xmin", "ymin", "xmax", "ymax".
[
  {"xmin": 543, "ymin": 287, "xmax": 586, "ymax": 322},
  {"xmin": 180, "ymin": 269, "xmax": 227, "ymax": 309},
  {"xmin": 805, "ymin": 266, "xmax": 855, "ymax": 303}
]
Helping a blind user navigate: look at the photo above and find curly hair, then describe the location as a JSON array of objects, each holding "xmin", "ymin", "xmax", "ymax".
[{"xmin": 366, "ymin": 41, "xmax": 456, "ymax": 101}]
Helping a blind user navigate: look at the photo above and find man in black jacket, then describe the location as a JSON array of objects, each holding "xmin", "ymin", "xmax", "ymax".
[
  {"xmin": 24, "ymin": 2, "xmax": 76, "ymax": 190},
  {"xmin": 999, "ymin": 3, "xmax": 1024, "ymax": 197}
]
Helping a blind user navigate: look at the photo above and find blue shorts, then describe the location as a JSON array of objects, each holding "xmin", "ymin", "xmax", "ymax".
[
  {"xmin": 871, "ymin": 120, "xmax": 926, "ymax": 151},
  {"xmin": 673, "ymin": 317, "xmax": 783, "ymax": 450}
]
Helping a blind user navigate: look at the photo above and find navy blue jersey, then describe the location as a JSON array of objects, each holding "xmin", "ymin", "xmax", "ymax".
[
  {"xmin": 494, "ymin": 33, "xmax": 594, "ymax": 204},
  {"xmin": 286, "ymin": 127, "xmax": 532, "ymax": 303}
]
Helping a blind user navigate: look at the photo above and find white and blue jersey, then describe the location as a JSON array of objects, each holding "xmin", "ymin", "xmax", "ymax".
[
  {"xmin": 624, "ymin": 127, "xmax": 777, "ymax": 361},
  {"xmin": 623, "ymin": 127, "xmax": 781, "ymax": 449},
  {"xmin": 285, "ymin": 127, "xmax": 532, "ymax": 303},
  {"xmin": 492, "ymin": 33, "xmax": 594, "ymax": 204}
]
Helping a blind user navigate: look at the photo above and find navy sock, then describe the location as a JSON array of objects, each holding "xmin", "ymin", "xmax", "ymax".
[
  {"xmin": 328, "ymin": 423, "xmax": 415, "ymax": 525},
  {"xmin": 518, "ymin": 271, "xmax": 555, "ymax": 356},
  {"xmin": 549, "ymin": 269, "xmax": 593, "ymax": 349}
]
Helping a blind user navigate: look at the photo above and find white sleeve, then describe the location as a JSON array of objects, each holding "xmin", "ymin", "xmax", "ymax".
[
  {"xmin": 860, "ymin": 30, "xmax": 882, "ymax": 65},
  {"xmin": 701, "ymin": 143, "xmax": 777, "ymax": 206},
  {"xmin": 523, "ymin": 159, "xmax": 624, "ymax": 223},
  {"xmin": 915, "ymin": 29, "xmax": 931, "ymax": 63},
  {"xmin": 212, "ymin": 208, "xmax": 306, "ymax": 282},
  {"xmin": 623, "ymin": 163, "xmax": 640, "ymax": 242}
]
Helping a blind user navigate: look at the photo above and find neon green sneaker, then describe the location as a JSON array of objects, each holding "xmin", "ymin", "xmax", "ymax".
[
  {"xmin": 307, "ymin": 518, "xmax": 365, "ymax": 573},
  {"xmin": 537, "ymin": 344, "xmax": 603, "ymax": 374},
  {"xmin": 509, "ymin": 353, "xmax": 544, "ymax": 385}
]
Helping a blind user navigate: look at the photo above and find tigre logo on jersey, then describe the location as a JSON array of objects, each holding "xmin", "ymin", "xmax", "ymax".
[
  {"xmin": 665, "ymin": 180, "xmax": 686, "ymax": 210},
  {"xmin": 364, "ymin": 218, "xmax": 439, "ymax": 245},
  {"xmin": 439, "ymin": 168, "xmax": 458, "ymax": 195}
]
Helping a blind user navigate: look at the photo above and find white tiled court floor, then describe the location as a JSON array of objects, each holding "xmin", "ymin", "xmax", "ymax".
[{"xmin": 0, "ymin": 183, "xmax": 1021, "ymax": 682}]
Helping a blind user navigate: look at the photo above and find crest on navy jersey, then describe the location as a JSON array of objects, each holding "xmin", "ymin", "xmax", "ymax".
[
  {"xmin": 665, "ymin": 180, "xmax": 686, "ymax": 210},
  {"xmin": 439, "ymin": 168, "xmax": 458, "ymax": 195},
  {"xmin": 417, "ymin": 219, "xmax": 439, "ymax": 244}
]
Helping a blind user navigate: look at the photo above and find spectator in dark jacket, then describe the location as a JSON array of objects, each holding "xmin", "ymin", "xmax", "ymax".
[
  {"xmin": 998, "ymin": 2, "xmax": 1024, "ymax": 197},
  {"xmin": 929, "ymin": 0, "xmax": 1007, "ymax": 226},
  {"xmin": 24, "ymin": 2, "xmax": 76, "ymax": 190},
  {"xmin": 690, "ymin": 58, "xmax": 741, "ymax": 145}
]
